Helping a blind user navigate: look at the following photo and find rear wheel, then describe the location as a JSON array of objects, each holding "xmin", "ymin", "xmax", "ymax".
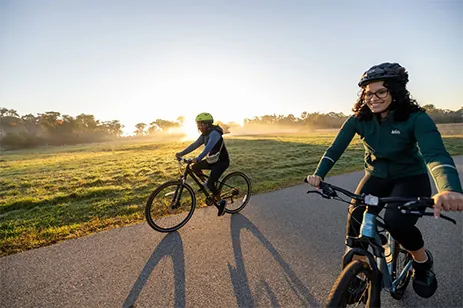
[
  {"xmin": 326, "ymin": 260, "xmax": 374, "ymax": 307},
  {"xmin": 218, "ymin": 172, "xmax": 251, "ymax": 214},
  {"xmin": 145, "ymin": 181, "xmax": 196, "ymax": 232}
]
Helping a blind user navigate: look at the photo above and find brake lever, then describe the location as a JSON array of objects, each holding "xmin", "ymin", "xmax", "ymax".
[
  {"xmin": 306, "ymin": 189, "xmax": 333, "ymax": 199},
  {"xmin": 404, "ymin": 211, "xmax": 457, "ymax": 225},
  {"xmin": 307, "ymin": 190, "xmax": 322, "ymax": 196},
  {"xmin": 427, "ymin": 212, "xmax": 457, "ymax": 225}
]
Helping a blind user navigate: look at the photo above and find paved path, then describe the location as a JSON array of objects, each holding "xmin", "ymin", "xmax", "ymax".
[{"xmin": 1, "ymin": 157, "xmax": 462, "ymax": 307}]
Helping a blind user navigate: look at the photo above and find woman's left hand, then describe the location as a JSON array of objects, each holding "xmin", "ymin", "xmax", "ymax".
[{"xmin": 432, "ymin": 190, "xmax": 463, "ymax": 218}]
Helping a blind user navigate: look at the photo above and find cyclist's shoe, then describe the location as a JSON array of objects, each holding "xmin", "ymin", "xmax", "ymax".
[
  {"xmin": 346, "ymin": 276, "xmax": 367, "ymax": 304},
  {"xmin": 412, "ymin": 250, "xmax": 437, "ymax": 298},
  {"xmin": 216, "ymin": 199, "xmax": 226, "ymax": 216}
]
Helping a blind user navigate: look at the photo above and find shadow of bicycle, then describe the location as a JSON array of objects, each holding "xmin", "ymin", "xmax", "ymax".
[
  {"xmin": 123, "ymin": 231, "xmax": 185, "ymax": 308},
  {"xmin": 228, "ymin": 213, "xmax": 320, "ymax": 307}
]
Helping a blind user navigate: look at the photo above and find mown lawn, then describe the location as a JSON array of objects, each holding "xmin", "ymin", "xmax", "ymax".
[{"xmin": 1, "ymin": 132, "xmax": 462, "ymax": 256}]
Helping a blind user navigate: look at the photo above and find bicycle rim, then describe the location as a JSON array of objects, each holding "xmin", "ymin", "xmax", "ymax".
[
  {"xmin": 218, "ymin": 171, "xmax": 251, "ymax": 214},
  {"xmin": 326, "ymin": 260, "xmax": 375, "ymax": 308},
  {"xmin": 145, "ymin": 181, "xmax": 196, "ymax": 232},
  {"xmin": 391, "ymin": 240, "xmax": 413, "ymax": 299}
]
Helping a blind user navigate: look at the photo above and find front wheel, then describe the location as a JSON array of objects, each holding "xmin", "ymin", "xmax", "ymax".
[
  {"xmin": 218, "ymin": 171, "xmax": 251, "ymax": 214},
  {"xmin": 326, "ymin": 260, "xmax": 377, "ymax": 307},
  {"xmin": 145, "ymin": 181, "xmax": 196, "ymax": 232},
  {"xmin": 391, "ymin": 240, "xmax": 413, "ymax": 300}
]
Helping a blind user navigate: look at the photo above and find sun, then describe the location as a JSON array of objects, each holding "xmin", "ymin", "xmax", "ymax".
[{"xmin": 179, "ymin": 117, "xmax": 200, "ymax": 141}]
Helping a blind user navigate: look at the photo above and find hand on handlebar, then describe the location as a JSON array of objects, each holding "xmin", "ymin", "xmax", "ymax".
[
  {"xmin": 306, "ymin": 175, "xmax": 322, "ymax": 187},
  {"xmin": 175, "ymin": 156, "xmax": 197, "ymax": 164},
  {"xmin": 432, "ymin": 190, "xmax": 463, "ymax": 218}
]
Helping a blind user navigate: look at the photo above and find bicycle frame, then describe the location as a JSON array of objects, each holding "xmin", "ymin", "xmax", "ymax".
[
  {"xmin": 343, "ymin": 210, "xmax": 413, "ymax": 294},
  {"xmin": 169, "ymin": 163, "xmax": 212, "ymax": 207},
  {"xmin": 173, "ymin": 160, "xmax": 239, "ymax": 205}
]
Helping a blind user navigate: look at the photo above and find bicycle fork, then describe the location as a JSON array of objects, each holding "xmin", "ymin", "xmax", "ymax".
[{"xmin": 165, "ymin": 179, "xmax": 185, "ymax": 209}]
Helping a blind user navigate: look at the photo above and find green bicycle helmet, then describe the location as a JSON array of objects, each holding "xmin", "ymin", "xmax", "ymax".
[{"xmin": 195, "ymin": 112, "xmax": 214, "ymax": 123}]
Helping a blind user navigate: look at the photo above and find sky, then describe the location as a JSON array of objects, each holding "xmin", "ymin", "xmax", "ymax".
[{"xmin": 1, "ymin": 0, "xmax": 462, "ymax": 134}]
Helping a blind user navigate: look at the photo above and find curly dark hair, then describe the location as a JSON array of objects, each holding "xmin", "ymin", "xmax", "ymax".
[{"xmin": 352, "ymin": 80, "xmax": 424, "ymax": 121}]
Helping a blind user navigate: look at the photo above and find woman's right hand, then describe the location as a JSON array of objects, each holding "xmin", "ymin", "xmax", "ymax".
[{"xmin": 306, "ymin": 175, "xmax": 322, "ymax": 187}]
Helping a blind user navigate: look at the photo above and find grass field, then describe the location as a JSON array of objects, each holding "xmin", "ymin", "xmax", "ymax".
[{"xmin": 1, "ymin": 129, "xmax": 462, "ymax": 256}]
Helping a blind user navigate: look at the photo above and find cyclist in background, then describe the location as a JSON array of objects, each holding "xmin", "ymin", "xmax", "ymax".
[{"xmin": 176, "ymin": 112, "xmax": 230, "ymax": 216}]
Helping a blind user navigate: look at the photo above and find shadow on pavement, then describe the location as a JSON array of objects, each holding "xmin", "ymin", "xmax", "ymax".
[
  {"xmin": 228, "ymin": 213, "xmax": 320, "ymax": 307},
  {"xmin": 123, "ymin": 231, "xmax": 185, "ymax": 308}
]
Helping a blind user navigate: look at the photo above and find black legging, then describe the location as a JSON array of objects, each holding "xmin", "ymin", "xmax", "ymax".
[
  {"xmin": 191, "ymin": 159, "xmax": 230, "ymax": 196},
  {"xmin": 347, "ymin": 173, "xmax": 431, "ymax": 251}
]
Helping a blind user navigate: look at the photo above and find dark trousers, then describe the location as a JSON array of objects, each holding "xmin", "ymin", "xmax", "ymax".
[
  {"xmin": 191, "ymin": 159, "xmax": 230, "ymax": 196},
  {"xmin": 347, "ymin": 173, "xmax": 431, "ymax": 251}
]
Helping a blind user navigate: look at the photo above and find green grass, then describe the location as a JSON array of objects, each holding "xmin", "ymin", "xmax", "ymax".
[{"xmin": 1, "ymin": 132, "xmax": 462, "ymax": 256}]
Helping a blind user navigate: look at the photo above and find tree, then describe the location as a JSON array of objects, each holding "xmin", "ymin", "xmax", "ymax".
[
  {"xmin": 21, "ymin": 114, "xmax": 41, "ymax": 136},
  {"xmin": 0, "ymin": 108, "xmax": 9, "ymax": 117},
  {"xmin": 7, "ymin": 109, "xmax": 19, "ymax": 117},
  {"xmin": 108, "ymin": 120, "xmax": 124, "ymax": 137},
  {"xmin": 134, "ymin": 123, "xmax": 147, "ymax": 136},
  {"xmin": 147, "ymin": 122, "xmax": 160, "ymax": 135},
  {"xmin": 151, "ymin": 119, "xmax": 180, "ymax": 131},
  {"xmin": 75, "ymin": 114, "xmax": 98, "ymax": 130},
  {"xmin": 37, "ymin": 112, "xmax": 61, "ymax": 130},
  {"xmin": 422, "ymin": 104, "xmax": 436, "ymax": 113}
]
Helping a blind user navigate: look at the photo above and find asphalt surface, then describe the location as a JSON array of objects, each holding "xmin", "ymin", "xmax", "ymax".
[{"xmin": 1, "ymin": 157, "xmax": 462, "ymax": 308}]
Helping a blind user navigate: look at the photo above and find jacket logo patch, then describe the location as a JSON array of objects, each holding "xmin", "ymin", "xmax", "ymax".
[{"xmin": 391, "ymin": 129, "xmax": 401, "ymax": 135}]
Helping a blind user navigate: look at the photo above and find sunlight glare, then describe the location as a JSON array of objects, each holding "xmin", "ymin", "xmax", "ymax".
[{"xmin": 179, "ymin": 117, "xmax": 200, "ymax": 142}]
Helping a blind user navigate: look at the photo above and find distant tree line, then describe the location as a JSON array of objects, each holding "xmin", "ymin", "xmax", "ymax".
[
  {"xmin": 421, "ymin": 104, "xmax": 463, "ymax": 123},
  {"xmin": 133, "ymin": 116, "xmax": 233, "ymax": 136},
  {"xmin": 0, "ymin": 108, "xmax": 124, "ymax": 150},
  {"xmin": 242, "ymin": 105, "xmax": 462, "ymax": 129},
  {"xmin": 243, "ymin": 111, "xmax": 348, "ymax": 129},
  {"xmin": 1, "ymin": 104, "xmax": 461, "ymax": 150},
  {"xmin": 133, "ymin": 117, "xmax": 182, "ymax": 136}
]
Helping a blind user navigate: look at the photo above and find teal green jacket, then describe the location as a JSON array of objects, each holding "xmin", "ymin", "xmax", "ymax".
[{"xmin": 314, "ymin": 111, "xmax": 462, "ymax": 193}]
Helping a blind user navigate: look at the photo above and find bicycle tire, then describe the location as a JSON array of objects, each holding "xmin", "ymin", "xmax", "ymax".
[
  {"xmin": 145, "ymin": 180, "xmax": 196, "ymax": 232},
  {"xmin": 390, "ymin": 239, "xmax": 413, "ymax": 300},
  {"xmin": 326, "ymin": 260, "xmax": 378, "ymax": 307},
  {"xmin": 218, "ymin": 171, "xmax": 251, "ymax": 214}
]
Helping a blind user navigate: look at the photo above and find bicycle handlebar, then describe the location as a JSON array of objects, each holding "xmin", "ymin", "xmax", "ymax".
[
  {"xmin": 304, "ymin": 178, "xmax": 457, "ymax": 224},
  {"xmin": 176, "ymin": 157, "xmax": 193, "ymax": 164}
]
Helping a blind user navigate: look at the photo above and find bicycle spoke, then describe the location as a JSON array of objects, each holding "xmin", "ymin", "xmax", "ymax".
[
  {"xmin": 145, "ymin": 181, "xmax": 196, "ymax": 232},
  {"xmin": 218, "ymin": 172, "xmax": 251, "ymax": 214}
]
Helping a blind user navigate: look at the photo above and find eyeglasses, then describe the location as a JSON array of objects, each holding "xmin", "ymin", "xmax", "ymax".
[{"xmin": 364, "ymin": 88, "xmax": 389, "ymax": 100}]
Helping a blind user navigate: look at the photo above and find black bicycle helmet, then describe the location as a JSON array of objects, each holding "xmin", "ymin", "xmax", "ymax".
[{"xmin": 358, "ymin": 62, "xmax": 409, "ymax": 87}]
